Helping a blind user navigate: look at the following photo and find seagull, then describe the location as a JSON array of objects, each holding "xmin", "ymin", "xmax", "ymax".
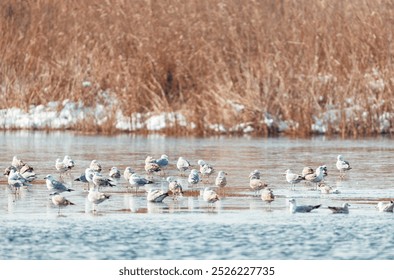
[
  {"xmin": 74, "ymin": 168, "xmax": 94, "ymax": 190},
  {"xmin": 10, "ymin": 156, "xmax": 35, "ymax": 179},
  {"xmin": 301, "ymin": 166, "xmax": 314, "ymax": 177},
  {"xmin": 215, "ymin": 171, "xmax": 227, "ymax": 195},
  {"xmin": 83, "ymin": 168, "xmax": 95, "ymax": 189},
  {"xmin": 336, "ymin": 155, "xmax": 351, "ymax": 177},
  {"xmin": 108, "ymin": 167, "xmax": 121, "ymax": 179},
  {"xmin": 188, "ymin": 169, "xmax": 200, "ymax": 187},
  {"xmin": 250, "ymin": 176, "xmax": 267, "ymax": 196},
  {"xmin": 145, "ymin": 156, "xmax": 161, "ymax": 177},
  {"xmin": 146, "ymin": 189, "xmax": 169, "ymax": 203},
  {"xmin": 7, "ymin": 168, "xmax": 32, "ymax": 194},
  {"xmin": 51, "ymin": 193, "xmax": 75, "ymax": 215},
  {"xmin": 128, "ymin": 173, "xmax": 153, "ymax": 193},
  {"xmin": 376, "ymin": 201, "xmax": 394, "ymax": 212},
  {"xmin": 4, "ymin": 165, "xmax": 37, "ymax": 183},
  {"xmin": 93, "ymin": 172, "xmax": 116, "ymax": 189},
  {"xmin": 11, "ymin": 155, "xmax": 26, "ymax": 170},
  {"xmin": 55, "ymin": 156, "xmax": 75, "ymax": 179},
  {"xmin": 176, "ymin": 157, "xmax": 191, "ymax": 176},
  {"xmin": 198, "ymin": 159, "xmax": 215, "ymax": 182},
  {"xmin": 123, "ymin": 167, "xmax": 135, "ymax": 182},
  {"xmin": 287, "ymin": 198, "xmax": 321, "ymax": 214},
  {"xmin": 328, "ymin": 203, "xmax": 350, "ymax": 214},
  {"xmin": 90, "ymin": 160, "xmax": 102, "ymax": 172},
  {"xmin": 203, "ymin": 187, "xmax": 220, "ymax": 208},
  {"xmin": 88, "ymin": 188, "xmax": 110, "ymax": 212},
  {"xmin": 261, "ymin": 188, "xmax": 275, "ymax": 210},
  {"xmin": 285, "ymin": 169, "xmax": 304, "ymax": 190},
  {"xmin": 156, "ymin": 154, "xmax": 169, "ymax": 168},
  {"xmin": 318, "ymin": 182, "xmax": 340, "ymax": 194},
  {"xmin": 215, "ymin": 171, "xmax": 227, "ymax": 187},
  {"xmin": 44, "ymin": 174, "xmax": 74, "ymax": 194},
  {"xmin": 167, "ymin": 176, "xmax": 183, "ymax": 200},
  {"xmin": 155, "ymin": 154, "xmax": 169, "ymax": 176},
  {"xmin": 304, "ymin": 166, "xmax": 325, "ymax": 189},
  {"xmin": 55, "ymin": 158, "xmax": 69, "ymax": 174}
]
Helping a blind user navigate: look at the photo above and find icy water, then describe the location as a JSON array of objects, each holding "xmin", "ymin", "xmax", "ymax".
[{"xmin": 1, "ymin": 131, "xmax": 394, "ymax": 260}]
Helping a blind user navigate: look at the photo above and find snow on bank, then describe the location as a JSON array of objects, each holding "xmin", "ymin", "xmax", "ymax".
[
  {"xmin": 0, "ymin": 99, "xmax": 391, "ymax": 135},
  {"xmin": 0, "ymin": 100, "xmax": 193, "ymax": 132}
]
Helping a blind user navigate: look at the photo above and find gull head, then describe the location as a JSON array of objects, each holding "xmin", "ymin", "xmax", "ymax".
[
  {"xmin": 287, "ymin": 198, "xmax": 296, "ymax": 205},
  {"xmin": 44, "ymin": 174, "xmax": 53, "ymax": 180}
]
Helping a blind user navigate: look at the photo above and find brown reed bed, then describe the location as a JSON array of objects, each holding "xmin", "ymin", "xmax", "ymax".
[{"xmin": 0, "ymin": 0, "xmax": 393, "ymax": 136}]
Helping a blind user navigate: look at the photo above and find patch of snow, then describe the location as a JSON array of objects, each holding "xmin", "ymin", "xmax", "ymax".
[
  {"xmin": 82, "ymin": 81, "xmax": 92, "ymax": 87},
  {"xmin": 146, "ymin": 114, "xmax": 166, "ymax": 131},
  {"xmin": 264, "ymin": 113, "xmax": 274, "ymax": 127},
  {"xmin": 379, "ymin": 112, "xmax": 390, "ymax": 133},
  {"xmin": 230, "ymin": 122, "xmax": 254, "ymax": 133},
  {"xmin": 208, "ymin": 124, "xmax": 227, "ymax": 133},
  {"xmin": 227, "ymin": 100, "xmax": 245, "ymax": 113},
  {"xmin": 311, "ymin": 117, "xmax": 327, "ymax": 134}
]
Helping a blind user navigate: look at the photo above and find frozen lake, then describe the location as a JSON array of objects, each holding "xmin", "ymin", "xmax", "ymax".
[{"xmin": 1, "ymin": 131, "xmax": 394, "ymax": 259}]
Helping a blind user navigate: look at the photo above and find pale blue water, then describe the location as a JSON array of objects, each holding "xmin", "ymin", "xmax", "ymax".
[{"xmin": 1, "ymin": 131, "xmax": 394, "ymax": 259}]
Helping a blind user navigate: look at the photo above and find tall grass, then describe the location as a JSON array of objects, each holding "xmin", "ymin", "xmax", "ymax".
[{"xmin": 0, "ymin": 0, "xmax": 393, "ymax": 136}]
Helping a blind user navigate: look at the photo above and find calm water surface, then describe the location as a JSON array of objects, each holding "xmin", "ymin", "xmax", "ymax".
[{"xmin": 1, "ymin": 131, "xmax": 394, "ymax": 260}]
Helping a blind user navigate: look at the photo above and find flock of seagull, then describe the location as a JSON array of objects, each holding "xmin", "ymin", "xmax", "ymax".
[{"xmin": 3, "ymin": 154, "xmax": 394, "ymax": 215}]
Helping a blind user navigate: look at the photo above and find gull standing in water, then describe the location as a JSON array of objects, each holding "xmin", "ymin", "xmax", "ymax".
[
  {"xmin": 145, "ymin": 156, "xmax": 161, "ymax": 178},
  {"xmin": 11, "ymin": 155, "xmax": 33, "ymax": 171},
  {"xmin": 198, "ymin": 160, "xmax": 215, "ymax": 183},
  {"xmin": 155, "ymin": 155, "xmax": 169, "ymax": 176},
  {"xmin": 108, "ymin": 167, "xmax": 121, "ymax": 179},
  {"xmin": 88, "ymin": 187, "xmax": 110, "ymax": 213},
  {"xmin": 7, "ymin": 168, "xmax": 32, "ymax": 195},
  {"xmin": 9, "ymin": 155, "xmax": 36, "ymax": 182},
  {"xmin": 287, "ymin": 198, "xmax": 321, "ymax": 214},
  {"xmin": 336, "ymin": 155, "xmax": 352, "ymax": 177},
  {"xmin": 328, "ymin": 203, "xmax": 350, "ymax": 214},
  {"xmin": 74, "ymin": 168, "xmax": 93, "ymax": 190},
  {"xmin": 188, "ymin": 169, "xmax": 200, "ymax": 188},
  {"xmin": 215, "ymin": 171, "xmax": 227, "ymax": 195},
  {"xmin": 128, "ymin": 173, "xmax": 153, "ymax": 193},
  {"xmin": 203, "ymin": 187, "xmax": 220, "ymax": 209},
  {"xmin": 249, "ymin": 170, "xmax": 267, "ymax": 196},
  {"xmin": 51, "ymin": 193, "xmax": 75, "ymax": 215},
  {"xmin": 44, "ymin": 174, "xmax": 74, "ymax": 194},
  {"xmin": 146, "ymin": 189, "xmax": 169, "ymax": 203},
  {"xmin": 167, "ymin": 176, "xmax": 183, "ymax": 200},
  {"xmin": 285, "ymin": 169, "xmax": 304, "ymax": 190},
  {"xmin": 304, "ymin": 166, "xmax": 325, "ymax": 190},
  {"xmin": 123, "ymin": 167, "xmax": 135, "ymax": 181},
  {"xmin": 4, "ymin": 165, "xmax": 37, "ymax": 184},
  {"xmin": 261, "ymin": 188, "xmax": 275, "ymax": 210},
  {"xmin": 84, "ymin": 168, "xmax": 95, "ymax": 189},
  {"xmin": 93, "ymin": 172, "xmax": 116, "ymax": 190},
  {"xmin": 176, "ymin": 157, "xmax": 191, "ymax": 176},
  {"xmin": 55, "ymin": 155, "xmax": 75, "ymax": 180}
]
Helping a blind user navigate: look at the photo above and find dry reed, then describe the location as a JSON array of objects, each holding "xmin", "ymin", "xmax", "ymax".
[{"xmin": 0, "ymin": 0, "xmax": 393, "ymax": 136}]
